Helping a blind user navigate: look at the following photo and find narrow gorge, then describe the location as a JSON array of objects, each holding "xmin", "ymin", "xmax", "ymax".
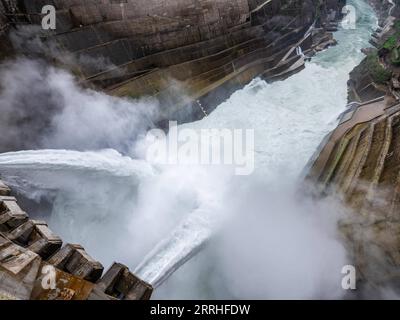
[{"xmin": 0, "ymin": 0, "xmax": 399, "ymax": 300}]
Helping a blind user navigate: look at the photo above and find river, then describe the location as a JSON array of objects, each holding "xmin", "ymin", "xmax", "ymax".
[{"xmin": 0, "ymin": 0, "xmax": 377, "ymax": 299}]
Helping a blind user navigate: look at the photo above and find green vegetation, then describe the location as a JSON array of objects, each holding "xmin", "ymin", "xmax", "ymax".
[
  {"xmin": 366, "ymin": 53, "xmax": 392, "ymax": 84},
  {"xmin": 379, "ymin": 19, "xmax": 400, "ymax": 67},
  {"xmin": 383, "ymin": 34, "xmax": 397, "ymax": 50},
  {"xmin": 382, "ymin": 20, "xmax": 400, "ymax": 50}
]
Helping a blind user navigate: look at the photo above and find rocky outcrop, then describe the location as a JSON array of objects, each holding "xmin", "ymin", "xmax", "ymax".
[
  {"xmin": 0, "ymin": 0, "xmax": 345, "ymax": 124},
  {"xmin": 0, "ymin": 179, "xmax": 153, "ymax": 300},
  {"xmin": 307, "ymin": 0, "xmax": 400, "ymax": 293}
]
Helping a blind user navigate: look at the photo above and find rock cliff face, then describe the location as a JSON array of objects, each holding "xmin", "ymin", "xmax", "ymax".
[
  {"xmin": 307, "ymin": 0, "xmax": 400, "ymax": 294},
  {"xmin": 0, "ymin": 0, "xmax": 345, "ymax": 124}
]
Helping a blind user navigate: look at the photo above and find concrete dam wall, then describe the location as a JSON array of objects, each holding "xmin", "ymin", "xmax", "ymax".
[
  {"xmin": 0, "ymin": 178, "xmax": 153, "ymax": 300},
  {"xmin": 306, "ymin": 1, "xmax": 400, "ymax": 294}
]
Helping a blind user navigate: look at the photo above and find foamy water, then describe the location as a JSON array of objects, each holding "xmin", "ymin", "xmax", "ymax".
[{"xmin": 137, "ymin": 0, "xmax": 377, "ymax": 291}]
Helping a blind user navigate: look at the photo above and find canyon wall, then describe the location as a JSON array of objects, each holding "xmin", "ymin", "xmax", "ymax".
[{"xmin": 0, "ymin": 0, "xmax": 345, "ymax": 124}]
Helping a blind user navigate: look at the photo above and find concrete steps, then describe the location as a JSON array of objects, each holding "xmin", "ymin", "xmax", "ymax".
[
  {"xmin": 364, "ymin": 114, "xmax": 400, "ymax": 219},
  {"xmin": 318, "ymin": 136, "xmax": 351, "ymax": 187},
  {"xmin": 338, "ymin": 126, "xmax": 373, "ymax": 195},
  {"xmin": 306, "ymin": 99, "xmax": 400, "ymax": 283},
  {"xmin": 330, "ymin": 126, "xmax": 368, "ymax": 189},
  {"xmin": 0, "ymin": 180, "xmax": 153, "ymax": 300},
  {"xmin": 345, "ymin": 121, "xmax": 382, "ymax": 208}
]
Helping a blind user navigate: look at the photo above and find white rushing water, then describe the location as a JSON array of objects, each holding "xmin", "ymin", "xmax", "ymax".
[
  {"xmin": 135, "ymin": 0, "xmax": 378, "ymax": 294},
  {"xmin": 0, "ymin": 0, "xmax": 377, "ymax": 299}
]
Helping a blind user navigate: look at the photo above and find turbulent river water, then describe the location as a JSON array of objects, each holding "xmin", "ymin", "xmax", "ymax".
[{"xmin": 0, "ymin": 0, "xmax": 377, "ymax": 299}]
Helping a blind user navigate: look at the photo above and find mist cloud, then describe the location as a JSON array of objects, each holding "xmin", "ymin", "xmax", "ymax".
[
  {"xmin": 0, "ymin": 58, "xmax": 159, "ymax": 153},
  {"xmin": 9, "ymin": 26, "xmax": 120, "ymax": 75},
  {"xmin": 214, "ymin": 181, "xmax": 348, "ymax": 299},
  {"xmin": 153, "ymin": 179, "xmax": 350, "ymax": 299}
]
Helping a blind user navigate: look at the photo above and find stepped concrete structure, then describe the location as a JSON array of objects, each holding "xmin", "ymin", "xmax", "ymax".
[
  {"xmin": 0, "ymin": 179, "xmax": 153, "ymax": 300},
  {"xmin": 306, "ymin": 1, "xmax": 400, "ymax": 291}
]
